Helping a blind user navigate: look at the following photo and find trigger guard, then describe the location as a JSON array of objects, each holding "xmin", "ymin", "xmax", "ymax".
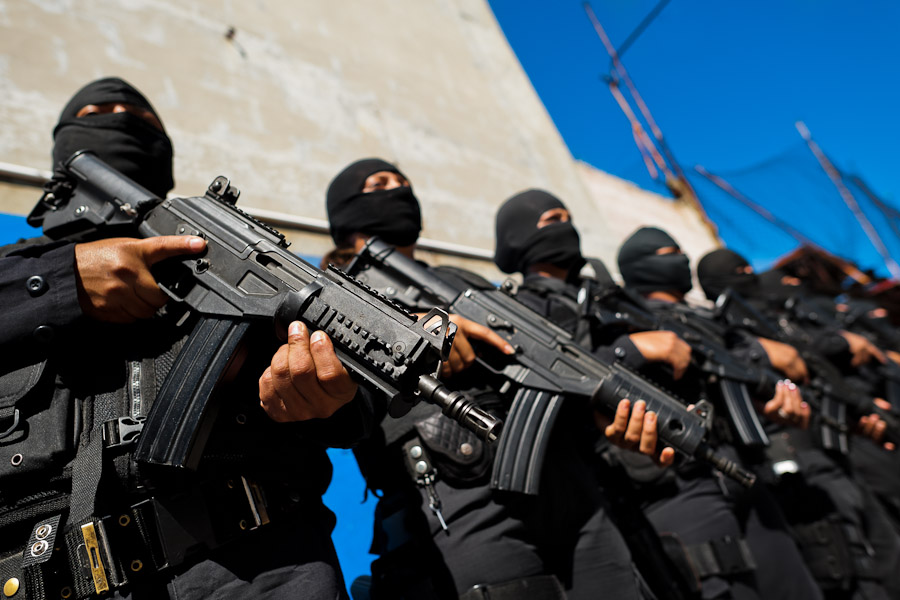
[{"xmin": 157, "ymin": 282, "xmax": 184, "ymax": 303}]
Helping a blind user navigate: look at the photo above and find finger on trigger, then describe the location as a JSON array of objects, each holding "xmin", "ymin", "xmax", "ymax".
[
  {"xmin": 464, "ymin": 320, "xmax": 514, "ymax": 355},
  {"xmin": 141, "ymin": 235, "xmax": 207, "ymax": 266}
]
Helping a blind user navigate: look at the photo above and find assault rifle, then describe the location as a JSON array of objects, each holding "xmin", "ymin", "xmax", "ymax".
[
  {"xmin": 346, "ymin": 238, "xmax": 756, "ymax": 494},
  {"xmin": 27, "ymin": 152, "xmax": 501, "ymax": 469},
  {"xmin": 715, "ymin": 289, "xmax": 900, "ymax": 447},
  {"xmin": 837, "ymin": 302, "xmax": 900, "ymax": 404},
  {"xmin": 584, "ymin": 285, "xmax": 777, "ymax": 450},
  {"xmin": 838, "ymin": 301, "xmax": 900, "ymax": 352}
]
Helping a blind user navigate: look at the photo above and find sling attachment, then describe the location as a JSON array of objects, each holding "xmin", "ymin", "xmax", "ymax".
[{"xmin": 401, "ymin": 437, "xmax": 448, "ymax": 535}]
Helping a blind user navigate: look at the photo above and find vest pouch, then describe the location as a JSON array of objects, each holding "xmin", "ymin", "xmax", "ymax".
[
  {"xmin": 413, "ymin": 410, "xmax": 496, "ymax": 487},
  {"xmin": 0, "ymin": 359, "xmax": 76, "ymax": 480}
]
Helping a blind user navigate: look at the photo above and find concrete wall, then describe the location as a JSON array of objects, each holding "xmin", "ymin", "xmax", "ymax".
[{"xmin": 0, "ymin": 0, "xmax": 716, "ymax": 280}]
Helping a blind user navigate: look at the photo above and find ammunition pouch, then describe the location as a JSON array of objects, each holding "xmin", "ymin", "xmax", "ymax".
[
  {"xmin": 791, "ymin": 516, "xmax": 863, "ymax": 591},
  {"xmin": 682, "ymin": 535, "xmax": 757, "ymax": 579},
  {"xmin": 657, "ymin": 533, "xmax": 702, "ymax": 595},
  {"xmin": 413, "ymin": 405, "xmax": 497, "ymax": 488},
  {"xmin": 415, "ymin": 384, "xmax": 506, "ymax": 487},
  {"xmin": 0, "ymin": 359, "xmax": 77, "ymax": 483}
]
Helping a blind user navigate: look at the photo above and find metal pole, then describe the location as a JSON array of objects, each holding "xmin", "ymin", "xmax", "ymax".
[
  {"xmin": 796, "ymin": 121, "xmax": 900, "ymax": 279},
  {"xmin": 0, "ymin": 163, "xmax": 495, "ymax": 262}
]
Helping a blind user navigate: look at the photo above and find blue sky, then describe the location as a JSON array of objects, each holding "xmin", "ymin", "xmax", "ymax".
[
  {"xmin": 487, "ymin": 1, "xmax": 900, "ymax": 274},
  {"xmin": 487, "ymin": 0, "xmax": 899, "ymax": 198}
]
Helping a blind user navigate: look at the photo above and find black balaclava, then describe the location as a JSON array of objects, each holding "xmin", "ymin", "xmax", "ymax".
[
  {"xmin": 697, "ymin": 248, "xmax": 759, "ymax": 300},
  {"xmin": 52, "ymin": 77, "xmax": 174, "ymax": 197},
  {"xmin": 617, "ymin": 226, "xmax": 693, "ymax": 294},
  {"xmin": 326, "ymin": 158, "xmax": 422, "ymax": 247},
  {"xmin": 757, "ymin": 268, "xmax": 807, "ymax": 302},
  {"xmin": 494, "ymin": 189, "xmax": 584, "ymax": 276}
]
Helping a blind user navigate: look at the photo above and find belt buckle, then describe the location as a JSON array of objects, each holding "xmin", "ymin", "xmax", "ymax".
[
  {"xmin": 102, "ymin": 417, "xmax": 145, "ymax": 449},
  {"xmin": 80, "ymin": 522, "xmax": 111, "ymax": 594}
]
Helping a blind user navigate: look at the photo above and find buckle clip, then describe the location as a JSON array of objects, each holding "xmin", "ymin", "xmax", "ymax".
[{"xmin": 103, "ymin": 417, "xmax": 145, "ymax": 449}]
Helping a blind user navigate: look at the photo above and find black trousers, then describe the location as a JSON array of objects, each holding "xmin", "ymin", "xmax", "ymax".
[
  {"xmin": 372, "ymin": 430, "xmax": 649, "ymax": 599},
  {"xmin": 644, "ymin": 445, "xmax": 821, "ymax": 600},
  {"xmin": 420, "ymin": 479, "xmax": 646, "ymax": 599},
  {"xmin": 778, "ymin": 444, "xmax": 900, "ymax": 600},
  {"xmin": 848, "ymin": 437, "xmax": 900, "ymax": 535},
  {"xmin": 644, "ymin": 469, "xmax": 762, "ymax": 600}
]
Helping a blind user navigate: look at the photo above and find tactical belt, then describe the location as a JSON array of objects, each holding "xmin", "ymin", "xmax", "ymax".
[
  {"xmin": 5, "ymin": 474, "xmax": 275, "ymax": 600},
  {"xmin": 684, "ymin": 536, "xmax": 756, "ymax": 579},
  {"xmin": 459, "ymin": 575, "xmax": 567, "ymax": 600}
]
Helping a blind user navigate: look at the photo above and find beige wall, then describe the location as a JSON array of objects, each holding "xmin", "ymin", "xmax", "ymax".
[
  {"xmin": 0, "ymin": 0, "xmax": 716, "ymax": 281},
  {"xmin": 575, "ymin": 162, "xmax": 720, "ymax": 300}
]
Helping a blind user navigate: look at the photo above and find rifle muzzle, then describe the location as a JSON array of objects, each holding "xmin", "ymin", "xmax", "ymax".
[
  {"xmin": 697, "ymin": 442, "xmax": 757, "ymax": 488},
  {"xmin": 417, "ymin": 375, "xmax": 503, "ymax": 443}
]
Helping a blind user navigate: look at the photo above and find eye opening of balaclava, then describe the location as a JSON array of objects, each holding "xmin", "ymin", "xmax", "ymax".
[
  {"xmin": 756, "ymin": 268, "xmax": 809, "ymax": 301},
  {"xmin": 493, "ymin": 189, "xmax": 584, "ymax": 277},
  {"xmin": 697, "ymin": 248, "xmax": 759, "ymax": 300},
  {"xmin": 325, "ymin": 158, "xmax": 422, "ymax": 247},
  {"xmin": 52, "ymin": 77, "xmax": 174, "ymax": 197},
  {"xmin": 617, "ymin": 226, "xmax": 693, "ymax": 295}
]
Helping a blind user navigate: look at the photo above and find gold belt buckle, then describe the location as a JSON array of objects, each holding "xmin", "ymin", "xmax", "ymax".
[{"xmin": 80, "ymin": 522, "xmax": 110, "ymax": 594}]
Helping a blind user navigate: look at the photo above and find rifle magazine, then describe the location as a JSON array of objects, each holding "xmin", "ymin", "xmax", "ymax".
[{"xmin": 490, "ymin": 388, "xmax": 562, "ymax": 495}]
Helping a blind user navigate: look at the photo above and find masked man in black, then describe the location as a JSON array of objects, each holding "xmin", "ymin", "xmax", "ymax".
[
  {"xmin": 619, "ymin": 228, "xmax": 891, "ymax": 600},
  {"xmin": 698, "ymin": 248, "xmax": 900, "ymax": 598},
  {"xmin": 325, "ymin": 159, "xmax": 666, "ymax": 600},
  {"xmin": 495, "ymin": 192, "xmax": 809, "ymax": 600},
  {"xmin": 0, "ymin": 78, "xmax": 366, "ymax": 600}
]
